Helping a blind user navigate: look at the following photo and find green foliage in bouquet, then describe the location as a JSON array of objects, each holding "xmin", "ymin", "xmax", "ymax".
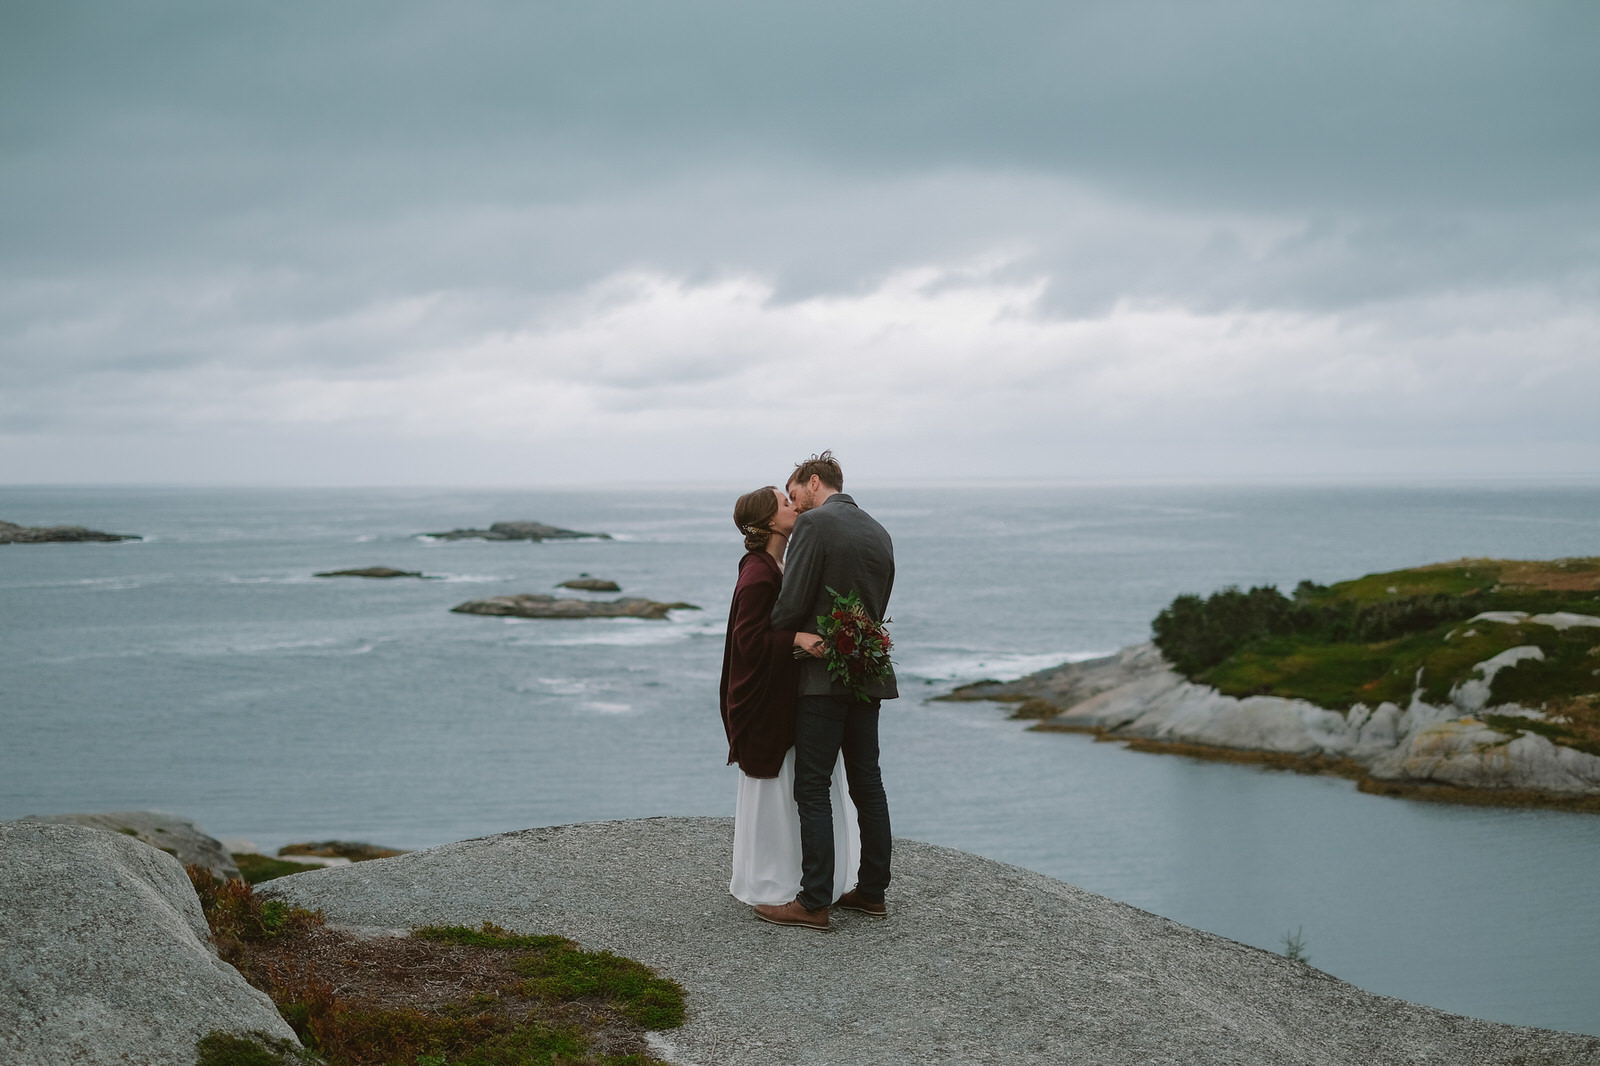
[{"xmin": 796, "ymin": 586, "xmax": 893, "ymax": 702}]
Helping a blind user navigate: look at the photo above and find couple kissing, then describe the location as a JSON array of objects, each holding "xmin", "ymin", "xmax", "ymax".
[{"xmin": 717, "ymin": 451, "xmax": 897, "ymax": 930}]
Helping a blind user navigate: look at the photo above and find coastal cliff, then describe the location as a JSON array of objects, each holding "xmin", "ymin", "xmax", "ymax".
[
  {"xmin": 946, "ymin": 557, "xmax": 1600, "ymax": 810},
  {"xmin": 947, "ymin": 643, "xmax": 1600, "ymax": 807}
]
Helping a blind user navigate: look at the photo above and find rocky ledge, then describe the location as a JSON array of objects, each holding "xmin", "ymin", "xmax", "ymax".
[
  {"xmin": 452, "ymin": 593, "xmax": 698, "ymax": 620},
  {"xmin": 19, "ymin": 810, "xmax": 238, "ymax": 880},
  {"xmin": 0, "ymin": 520, "xmax": 138, "ymax": 543},
  {"xmin": 945, "ymin": 643, "xmax": 1600, "ymax": 810},
  {"xmin": 313, "ymin": 566, "xmax": 429, "ymax": 579},
  {"xmin": 421, "ymin": 520, "xmax": 610, "ymax": 542},
  {"xmin": 6, "ymin": 816, "xmax": 1598, "ymax": 1065},
  {"xmin": 262, "ymin": 817, "xmax": 1598, "ymax": 1065},
  {"xmin": 1, "ymin": 821, "xmax": 296, "ymax": 1066}
]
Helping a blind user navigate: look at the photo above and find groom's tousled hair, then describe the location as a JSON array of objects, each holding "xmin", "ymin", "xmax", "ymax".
[{"xmin": 788, "ymin": 450, "xmax": 843, "ymax": 492}]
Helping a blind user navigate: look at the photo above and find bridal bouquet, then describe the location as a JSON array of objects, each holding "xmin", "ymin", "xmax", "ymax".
[{"xmin": 794, "ymin": 587, "xmax": 893, "ymax": 702}]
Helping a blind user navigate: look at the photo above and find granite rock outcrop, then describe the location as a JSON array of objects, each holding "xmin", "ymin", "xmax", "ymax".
[
  {"xmin": 557, "ymin": 577, "xmax": 622, "ymax": 592},
  {"xmin": 0, "ymin": 520, "xmax": 138, "ymax": 543},
  {"xmin": 946, "ymin": 643, "xmax": 1600, "ymax": 805},
  {"xmin": 422, "ymin": 520, "xmax": 610, "ymax": 541},
  {"xmin": 263, "ymin": 817, "xmax": 1600, "ymax": 1066},
  {"xmin": 451, "ymin": 593, "xmax": 698, "ymax": 620},
  {"xmin": 0, "ymin": 821, "xmax": 300, "ymax": 1066},
  {"xmin": 21, "ymin": 810, "xmax": 240, "ymax": 880}
]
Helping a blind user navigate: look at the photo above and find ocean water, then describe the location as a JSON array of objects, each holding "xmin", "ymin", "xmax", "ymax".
[{"xmin": 3, "ymin": 482, "xmax": 1599, "ymax": 1035}]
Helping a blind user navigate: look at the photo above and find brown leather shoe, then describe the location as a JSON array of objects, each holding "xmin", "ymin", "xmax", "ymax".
[
  {"xmin": 753, "ymin": 899, "xmax": 829, "ymax": 930},
  {"xmin": 835, "ymin": 889, "xmax": 887, "ymax": 918}
]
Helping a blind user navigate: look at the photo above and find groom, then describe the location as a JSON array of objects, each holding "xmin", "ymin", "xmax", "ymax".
[{"xmin": 757, "ymin": 450, "xmax": 896, "ymax": 930}]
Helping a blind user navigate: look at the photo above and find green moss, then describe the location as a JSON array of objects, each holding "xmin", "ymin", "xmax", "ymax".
[
  {"xmin": 1203, "ymin": 636, "xmax": 1418, "ymax": 709},
  {"xmin": 1331, "ymin": 564, "xmax": 1493, "ymax": 604},
  {"xmin": 234, "ymin": 853, "xmax": 324, "ymax": 884},
  {"xmin": 1485, "ymin": 626, "xmax": 1600, "ymax": 712},
  {"xmin": 195, "ymin": 1030, "xmax": 317, "ymax": 1066},
  {"xmin": 280, "ymin": 995, "xmax": 644, "ymax": 1066},
  {"xmin": 418, "ymin": 923, "xmax": 687, "ymax": 1030},
  {"xmin": 414, "ymin": 923, "xmax": 568, "ymax": 952},
  {"xmin": 512, "ymin": 948, "xmax": 686, "ymax": 1030},
  {"xmin": 271, "ymin": 925, "xmax": 681, "ymax": 1064}
]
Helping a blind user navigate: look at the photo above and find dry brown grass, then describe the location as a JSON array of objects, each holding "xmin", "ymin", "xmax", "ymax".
[
  {"xmin": 242, "ymin": 925, "xmax": 659, "ymax": 1063},
  {"xmin": 1543, "ymin": 693, "xmax": 1600, "ymax": 752},
  {"xmin": 1007, "ymin": 698, "xmax": 1061, "ymax": 720},
  {"xmin": 1416, "ymin": 556, "xmax": 1600, "ymax": 592}
]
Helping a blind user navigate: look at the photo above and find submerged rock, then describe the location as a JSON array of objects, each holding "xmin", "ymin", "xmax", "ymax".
[
  {"xmin": 314, "ymin": 566, "xmax": 429, "ymax": 579},
  {"xmin": 21, "ymin": 810, "xmax": 239, "ymax": 880},
  {"xmin": 262, "ymin": 816, "xmax": 1600, "ymax": 1066},
  {"xmin": 0, "ymin": 821, "xmax": 299, "ymax": 1066},
  {"xmin": 279, "ymin": 840, "xmax": 409, "ymax": 862},
  {"xmin": 452, "ymin": 594, "xmax": 698, "ymax": 620},
  {"xmin": 0, "ymin": 520, "xmax": 138, "ymax": 544},
  {"xmin": 557, "ymin": 576, "xmax": 622, "ymax": 592},
  {"xmin": 422, "ymin": 520, "xmax": 610, "ymax": 542}
]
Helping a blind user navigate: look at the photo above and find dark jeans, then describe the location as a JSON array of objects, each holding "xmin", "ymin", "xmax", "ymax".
[{"xmin": 793, "ymin": 694, "xmax": 892, "ymax": 911}]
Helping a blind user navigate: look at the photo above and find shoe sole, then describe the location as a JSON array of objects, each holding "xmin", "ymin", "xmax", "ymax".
[
  {"xmin": 835, "ymin": 898, "xmax": 888, "ymax": 917},
  {"xmin": 755, "ymin": 912, "xmax": 829, "ymax": 931}
]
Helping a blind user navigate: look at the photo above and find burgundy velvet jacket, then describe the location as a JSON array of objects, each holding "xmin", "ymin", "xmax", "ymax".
[{"xmin": 719, "ymin": 550, "xmax": 799, "ymax": 778}]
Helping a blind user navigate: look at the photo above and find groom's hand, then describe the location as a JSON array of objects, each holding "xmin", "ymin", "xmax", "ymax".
[{"xmin": 794, "ymin": 633, "xmax": 826, "ymax": 658}]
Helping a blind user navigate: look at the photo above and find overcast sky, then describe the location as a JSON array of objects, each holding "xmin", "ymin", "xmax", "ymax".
[{"xmin": 2, "ymin": 1, "xmax": 1597, "ymax": 486}]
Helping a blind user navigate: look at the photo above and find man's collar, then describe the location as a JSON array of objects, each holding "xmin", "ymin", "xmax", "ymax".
[{"xmin": 821, "ymin": 493, "xmax": 855, "ymax": 508}]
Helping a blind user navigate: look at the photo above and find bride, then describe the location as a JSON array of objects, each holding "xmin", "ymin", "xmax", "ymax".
[{"xmin": 719, "ymin": 485, "xmax": 860, "ymax": 909}]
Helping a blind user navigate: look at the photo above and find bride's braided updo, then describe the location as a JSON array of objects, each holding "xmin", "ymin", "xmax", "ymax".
[{"xmin": 733, "ymin": 486, "xmax": 781, "ymax": 553}]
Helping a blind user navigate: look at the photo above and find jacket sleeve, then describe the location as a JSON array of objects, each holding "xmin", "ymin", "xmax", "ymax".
[
  {"xmin": 733, "ymin": 565, "xmax": 797, "ymax": 670},
  {"xmin": 771, "ymin": 516, "xmax": 823, "ymax": 631}
]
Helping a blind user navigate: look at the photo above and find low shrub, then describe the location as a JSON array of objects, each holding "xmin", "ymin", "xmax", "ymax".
[
  {"xmin": 185, "ymin": 883, "xmax": 682, "ymax": 1066},
  {"xmin": 1152, "ymin": 583, "xmax": 1486, "ymax": 679},
  {"xmin": 187, "ymin": 866, "xmax": 324, "ymax": 965}
]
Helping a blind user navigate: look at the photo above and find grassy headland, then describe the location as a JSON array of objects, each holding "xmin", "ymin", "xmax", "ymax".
[{"xmin": 1151, "ymin": 557, "xmax": 1600, "ymax": 755}]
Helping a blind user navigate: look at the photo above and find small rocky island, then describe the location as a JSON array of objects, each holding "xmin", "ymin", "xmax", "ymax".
[
  {"xmin": 314, "ymin": 566, "xmax": 430, "ymax": 579},
  {"xmin": 948, "ymin": 557, "xmax": 1600, "ymax": 811},
  {"xmin": 452, "ymin": 593, "xmax": 698, "ymax": 620},
  {"xmin": 421, "ymin": 520, "xmax": 610, "ymax": 542},
  {"xmin": 0, "ymin": 519, "xmax": 139, "ymax": 543},
  {"xmin": 558, "ymin": 576, "xmax": 622, "ymax": 591}
]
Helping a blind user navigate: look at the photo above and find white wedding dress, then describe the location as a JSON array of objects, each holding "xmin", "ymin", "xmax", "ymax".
[{"xmin": 729, "ymin": 747, "xmax": 861, "ymax": 906}]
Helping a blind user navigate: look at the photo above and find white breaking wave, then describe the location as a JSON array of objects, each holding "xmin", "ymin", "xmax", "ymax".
[
  {"xmin": 896, "ymin": 648, "xmax": 1110, "ymax": 684},
  {"xmin": 504, "ymin": 613, "xmax": 718, "ymax": 647}
]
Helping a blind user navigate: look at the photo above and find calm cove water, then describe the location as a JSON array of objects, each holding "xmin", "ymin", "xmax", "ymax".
[{"xmin": 3, "ymin": 482, "xmax": 1599, "ymax": 1035}]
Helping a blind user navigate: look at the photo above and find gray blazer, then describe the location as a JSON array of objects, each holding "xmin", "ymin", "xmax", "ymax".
[{"xmin": 770, "ymin": 493, "xmax": 898, "ymax": 700}]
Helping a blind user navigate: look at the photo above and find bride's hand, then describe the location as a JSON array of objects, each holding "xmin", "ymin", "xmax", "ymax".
[{"xmin": 794, "ymin": 632, "xmax": 826, "ymax": 658}]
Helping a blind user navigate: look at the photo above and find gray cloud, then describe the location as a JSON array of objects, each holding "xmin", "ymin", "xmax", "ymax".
[{"xmin": 1, "ymin": 1, "xmax": 1596, "ymax": 483}]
